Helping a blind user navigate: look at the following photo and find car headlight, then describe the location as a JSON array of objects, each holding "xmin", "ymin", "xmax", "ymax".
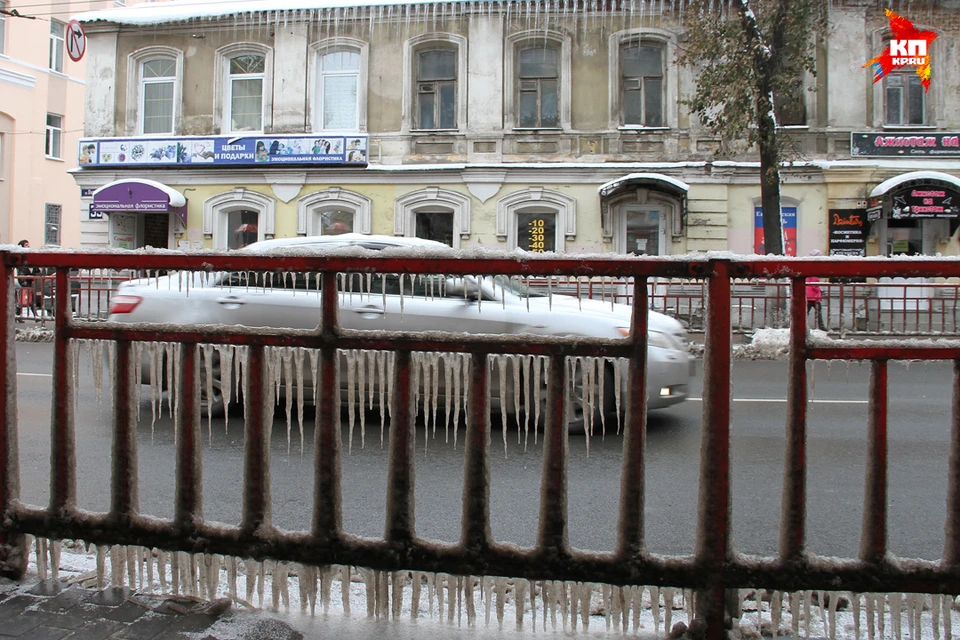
[{"xmin": 647, "ymin": 330, "xmax": 682, "ymax": 351}]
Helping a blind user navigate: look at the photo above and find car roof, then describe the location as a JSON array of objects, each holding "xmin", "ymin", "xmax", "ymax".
[{"xmin": 239, "ymin": 234, "xmax": 451, "ymax": 253}]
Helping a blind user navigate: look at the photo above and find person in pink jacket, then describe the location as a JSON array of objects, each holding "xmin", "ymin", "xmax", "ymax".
[{"xmin": 805, "ymin": 250, "xmax": 826, "ymax": 330}]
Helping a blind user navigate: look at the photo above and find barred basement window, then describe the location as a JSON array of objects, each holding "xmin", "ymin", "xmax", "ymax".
[{"xmin": 44, "ymin": 204, "xmax": 62, "ymax": 246}]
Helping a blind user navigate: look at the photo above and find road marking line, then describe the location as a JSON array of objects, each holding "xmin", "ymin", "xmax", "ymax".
[
  {"xmin": 17, "ymin": 372, "xmax": 52, "ymax": 378},
  {"xmin": 690, "ymin": 397, "xmax": 868, "ymax": 404}
]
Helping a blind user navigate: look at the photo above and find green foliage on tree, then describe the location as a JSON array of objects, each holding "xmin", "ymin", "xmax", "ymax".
[{"xmin": 678, "ymin": 0, "xmax": 828, "ymax": 254}]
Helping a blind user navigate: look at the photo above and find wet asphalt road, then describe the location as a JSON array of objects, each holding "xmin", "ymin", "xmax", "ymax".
[{"xmin": 13, "ymin": 341, "xmax": 955, "ymax": 561}]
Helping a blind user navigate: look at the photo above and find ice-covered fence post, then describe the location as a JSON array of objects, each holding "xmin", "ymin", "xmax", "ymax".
[
  {"xmin": 461, "ymin": 352, "xmax": 490, "ymax": 553},
  {"xmin": 110, "ymin": 340, "xmax": 139, "ymax": 523},
  {"xmin": 386, "ymin": 349, "xmax": 415, "ymax": 543},
  {"xmin": 242, "ymin": 345, "xmax": 273, "ymax": 537},
  {"xmin": 0, "ymin": 257, "xmax": 25, "ymax": 578},
  {"xmin": 50, "ymin": 268, "xmax": 77, "ymax": 520},
  {"xmin": 617, "ymin": 277, "xmax": 649, "ymax": 559},
  {"xmin": 694, "ymin": 260, "xmax": 732, "ymax": 640},
  {"xmin": 313, "ymin": 272, "xmax": 342, "ymax": 544},
  {"xmin": 944, "ymin": 359, "xmax": 960, "ymax": 566},
  {"xmin": 175, "ymin": 343, "xmax": 202, "ymax": 530},
  {"xmin": 537, "ymin": 354, "xmax": 568, "ymax": 555},
  {"xmin": 781, "ymin": 278, "xmax": 808, "ymax": 562},
  {"xmin": 861, "ymin": 360, "xmax": 888, "ymax": 563}
]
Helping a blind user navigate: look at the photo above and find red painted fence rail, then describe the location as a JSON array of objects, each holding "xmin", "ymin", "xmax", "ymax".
[{"xmin": 1, "ymin": 250, "xmax": 960, "ymax": 640}]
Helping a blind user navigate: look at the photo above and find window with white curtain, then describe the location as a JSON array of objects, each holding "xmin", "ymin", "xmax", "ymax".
[
  {"xmin": 227, "ymin": 54, "xmax": 265, "ymax": 132},
  {"xmin": 140, "ymin": 58, "xmax": 176, "ymax": 134},
  {"xmin": 319, "ymin": 50, "xmax": 359, "ymax": 130},
  {"xmin": 45, "ymin": 114, "xmax": 62, "ymax": 159},
  {"xmin": 0, "ymin": 1, "xmax": 7, "ymax": 55},
  {"xmin": 49, "ymin": 20, "xmax": 65, "ymax": 72}
]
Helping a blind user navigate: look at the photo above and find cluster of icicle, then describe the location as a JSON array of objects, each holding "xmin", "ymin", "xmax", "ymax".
[
  {"xmin": 75, "ymin": 338, "xmax": 625, "ymax": 454},
  {"xmin": 30, "ymin": 535, "xmax": 960, "ymax": 637}
]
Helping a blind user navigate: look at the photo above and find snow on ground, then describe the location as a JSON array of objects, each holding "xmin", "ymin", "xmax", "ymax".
[{"xmin": 15, "ymin": 539, "xmax": 959, "ymax": 640}]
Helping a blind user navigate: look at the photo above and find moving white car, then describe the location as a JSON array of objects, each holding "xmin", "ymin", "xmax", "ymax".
[{"xmin": 108, "ymin": 235, "xmax": 692, "ymax": 430}]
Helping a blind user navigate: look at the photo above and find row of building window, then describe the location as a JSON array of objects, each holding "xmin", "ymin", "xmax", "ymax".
[{"xmin": 128, "ymin": 33, "xmax": 931, "ymax": 137}]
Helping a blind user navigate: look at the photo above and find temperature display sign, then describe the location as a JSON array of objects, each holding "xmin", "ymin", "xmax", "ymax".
[{"xmin": 518, "ymin": 213, "xmax": 556, "ymax": 253}]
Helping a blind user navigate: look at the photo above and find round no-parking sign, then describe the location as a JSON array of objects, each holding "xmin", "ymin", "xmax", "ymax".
[{"xmin": 66, "ymin": 20, "xmax": 86, "ymax": 62}]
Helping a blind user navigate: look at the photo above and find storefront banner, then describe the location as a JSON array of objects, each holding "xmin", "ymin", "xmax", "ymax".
[
  {"xmin": 78, "ymin": 134, "xmax": 368, "ymax": 167},
  {"xmin": 890, "ymin": 186, "xmax": 960, "ymax": 219},
  {"xmin": 90, "ymin": 180, "xmax": 187, "ymax": 225},
  {"xmin": 851, "ymin": 132, "xmax": 960, "ymax": 157},
  {"xmin": 754, "ymin": 206, "xmax": 797, "ymax": 256},
  {"xmin": 829, "ymin": 209, "xmax": 867, "ymax": 257}
]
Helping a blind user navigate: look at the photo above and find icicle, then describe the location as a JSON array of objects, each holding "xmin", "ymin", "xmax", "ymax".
[
  {"xmin": 803, "ymin": 590, "xmax": 813, "ymax": 638},
  {"xmin": 601, "ymin": 583, "xmax": 610, "ymax": 629},
  {"xmin": 295, "ymin": 348, "xmax": 306, "ymax": 454},
  {"xmin": 282, "ymin": 349, "xmax": 294, "ymax": 454},
  {"xmin": 942, "ymin": 595, "xmax": 952, "ymax": 640},
  {"xmin": 466, "ymin": 576, "xmax": 476, "ymax": 626},
  {"xmin": 771, "ymin": 590, "xmax": 782, "ymax": 638},
  {"xmin": 494, "ymin": 578, "xmax": 507, "ymax": 627},
  {"xmin": 931, "ymin": 594, "xmax": 940, "ymax": 640},
  {"xmin": 664, "ymin": 587, "xmax": 675, "ymax": 633},
  {"xmin": 347, "ymin": 350, "xmax": 358, "ymax": 453},
  {"xmin": 411, "ymin": 572, "xmax": 422, "ymax": 618},
  {"xmin": 651, "ymin": 586, "xmax": 661, "ymax": 632},
  {"xmin": 891, "ymin": 592, "xmax": 902, "ymax": 640},
  {"xmin": 96, "ymin": 545, "xmax": 107, "ymax": 590},
  {"xmin": 227, "ymin": 557, "xmax": 237, "ymax": 600},
  {"xmin": 36, "ymin": 537, "xmax": 47, "ymax": 580},
  {"xmin": 340, "ymin": 566, "xmax": 351, "ymax": 615},
  {"xmin": 111, "ymin": 546, "xmax": 124, "ymax": 589},
  {"xmin": 157, "ymin": 551, "xmax": 168, "ymax": 594},
  {"xmin": 244, "ymin": 559, "xmax": 258, "ymax": 605},
  {"xmin": 320, "ymin": 566, "xmax": 333, "ymax": 614},
  {"xmin": 126, "ymin": 546, "xmax": 137, "ymax": 590},
  {"xmin": 392, "ymin": 572, "xmax": 404, "ymax": 619},
  {"xmin": 497, "ymin": 355, "xmax": 508, "ymax": 453},
  {"xmin": 483, "ymin": 577, "xmax": 492, "ymax": 625}
]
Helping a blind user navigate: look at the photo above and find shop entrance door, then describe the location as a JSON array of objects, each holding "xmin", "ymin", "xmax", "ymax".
[{"xmin": 142, "ymin": 213, "xmax": 170, "ymax": 249}]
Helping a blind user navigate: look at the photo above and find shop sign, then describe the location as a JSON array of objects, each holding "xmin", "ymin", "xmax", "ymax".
[
  {"xmin": 829, "ymin": 209, "xmax": 867, "ymax": 257},
  {"xmin": 78, "ymin": 134, "xmax": 368, "ymax": 168},
  {"xmin": 851, "ymin": 132, "xmax": 960, "ymax": 157},
  {"xmin": 890, "ymin": 186, "xmax": 960, "ymax": 219}
]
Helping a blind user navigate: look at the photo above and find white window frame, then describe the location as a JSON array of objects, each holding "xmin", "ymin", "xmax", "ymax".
[
  {"xmin": 297, "ymin": 188, "xmax": 372, "ymax": 236},
  {"xmin": 49, "ymin": 20, "xmax": 65, "ymax": 73},
  {"xmin": 609, "ymin": 191, "xmax": 681, "ymax": 255},
  {"xmin": 0, "ymin": 1, "xmax": 7, "ymax": 56},
  {"xmin": 125, "ymin": 46, "xmax": 184, "ymax": 136},
  {"xmin": 505, "ymin": 30, "xmax": 571, "ymax": 131},
  {"xmin": 308, "ymin": 38, "xmax": 368, "ymax": 133},
  {"xmin": 394, "ymin": 188, "xmax": 471, "ymax": 248},
  {"xmin": 402, "ymin": 33, "xmax": 467, "ymax": 134},
  {"xmin": 608, "ymin": 29, "xmax": 677, "ymax": 130},
  {"xmin": 496, "ymin": 188, "xmax": 576, "ymax": 251},
  {"xmin": 45, "ymin": 113, "xmax": 62, "ymax": 159},
  {"xmin": 870, "ymin": 26, "xmax": 941, "ymax": 129},
  {"xmin": 214, "ymin": 43, "xmax": 274, "ymax": 135},
  {"xmin": 203, "ymin": 188, "xmax": 276, "ymax": 250}
]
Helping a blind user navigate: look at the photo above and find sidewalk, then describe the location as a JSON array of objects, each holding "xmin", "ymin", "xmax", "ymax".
[{"xmin": 0, "ymin": 579, "xmax": 302, "ymax": 640}]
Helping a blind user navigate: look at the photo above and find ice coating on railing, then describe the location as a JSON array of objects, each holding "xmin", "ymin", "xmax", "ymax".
[{"xmin": 27, "ymin": 535, "xmax": 960, "ymax": 636}]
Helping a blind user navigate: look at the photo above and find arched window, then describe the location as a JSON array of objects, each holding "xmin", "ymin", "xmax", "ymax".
[
  {"xmin": 608, "ymin": 29, "xmax": 677, "ymax": 130},
  {"xmin": 403, "ymin": 33, "xmax": 467, "ymax": 133},
  {"xmin": 214, "ymin": 44, "xmax": 273, "ymax": 135},
  {"xmin": 505, "ymin": 31, "xmax": 571, "ymax": 130},
  {"xmin": 126, "ymin": 46, "xmax": 184, "ymax": 135},
  {"xmin": 310, "ymin": 39, "xmax": 368, "ymax": 132},
  {"xmin": 203, "ymin": 189, "xmax": 277, "ymax": 250},
  {"xmin": 497, "ymin": 188, "xmax": 576, "ymax": 252},
  {"xmin": 297, "ymin": 188, "xmax": 372, "ymax": 236},
  {"xmin": 609, "ymin": 193, "xmax": 681, "ymax": 256},
  {"xmin": 394, "ymin": 188, "xmax": 471, "ymax": 248}
]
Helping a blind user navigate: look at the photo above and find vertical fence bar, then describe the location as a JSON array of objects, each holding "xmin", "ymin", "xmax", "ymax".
[
  {"xmin": 944, "ymin": 359, "xmax": 960, "ymax": 565},
  {"xmin": 781, "ymin": 278, "xmax": 808, "ymax": 562},
  {"xmin": 110, "ymin": 340, "xmax": 139, "ymax": 522},
  {"xmin": 461, "ymin": 352, "xmax": 491, "ymax": 550},
  {"xmin": 537, "ymin": 354, "xmax": 568, "ymax": 553},
  {"xmin": 617, "ymin": 278, "xmax": 649, "ymax": 559},
  {"xmin": 50, "ymin": 268, "xmax": 76, "ymax": 518},
  {"xmin": 386, "ymin": 350, "xmax": 415, "ymax": 543},
  {"xmin": 0, "ymin": 261, "xmax": 24, "ymax": 578},
  {"xmin": 695, "ymin": 260, "xmax": 733, "ymax": 640},
  {"xmin": 241, "ymin": 345, "xmax": 272, "ymax": 536},
  {"xmin": 313, "ymin": 272, "xmax": 342, "ymax": 543},
  {"xmin": 175, "ymin": 343, "xmax": 202, "ymax": 529},
  {"xmin": 860, "ymin": 359, "xmax": 888, "ymax": 563}
]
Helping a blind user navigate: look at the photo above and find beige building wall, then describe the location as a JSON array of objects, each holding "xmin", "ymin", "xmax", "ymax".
[{"xmin": 0, "ymin": 0, "xmax": 159, "ymax": 248}]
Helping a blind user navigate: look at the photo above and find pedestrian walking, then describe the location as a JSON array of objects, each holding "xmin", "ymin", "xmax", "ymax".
[{"xmin": 806, "ymin": 250, "xmax": 826, "ymax": 331}]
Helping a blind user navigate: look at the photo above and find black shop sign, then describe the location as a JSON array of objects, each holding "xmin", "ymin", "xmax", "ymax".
[
  {"xmin": 828, "ymin": 209, "xmax": 867, "ymax": 257},
  {"xmin": 890, "ymin": 186, "xmax": 960, "ymax": 219}
]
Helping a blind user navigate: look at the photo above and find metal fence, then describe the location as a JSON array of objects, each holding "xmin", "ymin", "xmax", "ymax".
[{"xmin": 1, "ymin": 251, "xmax": 960, "ymax": 640}]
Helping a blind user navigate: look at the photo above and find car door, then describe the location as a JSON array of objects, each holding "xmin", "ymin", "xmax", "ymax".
[{"xmin": 205, "ymin": 270, "xmax": 323, "ymax": 330}]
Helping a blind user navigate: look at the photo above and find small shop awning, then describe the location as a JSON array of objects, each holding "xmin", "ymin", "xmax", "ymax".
[
  {"xmin": 90, "ymin": 179, "xmax": 187, "ymax": 224},
  {"xmin": 869, "ymin": 171, "xmax": 960, "ymax": 198},
  {"xmin": 598, "ymin": 173, "xmax": 690, "ymax": 200},
  {"xmin": 598, "ymin": 173, "xmax": 690, "ymax": 240}
]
